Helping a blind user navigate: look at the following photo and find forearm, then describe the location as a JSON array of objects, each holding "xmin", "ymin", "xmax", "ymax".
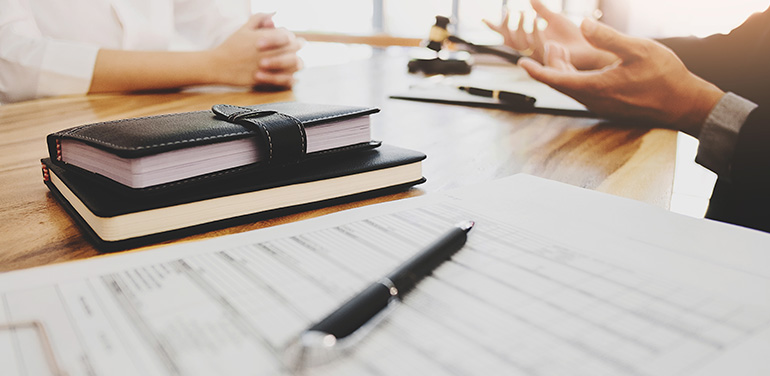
[{"xmin": 89, "ymin": 49, "xmax": 219, "ymax": 93}]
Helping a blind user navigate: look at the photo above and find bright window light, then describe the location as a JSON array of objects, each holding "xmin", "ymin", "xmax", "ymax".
[
  {"xmin": 617, "ymin": 0, "xmax": 768, "ymax": 37},
  {"xmin": 246, "ymin": 0, "xmax": 768, "ymax": 40}
]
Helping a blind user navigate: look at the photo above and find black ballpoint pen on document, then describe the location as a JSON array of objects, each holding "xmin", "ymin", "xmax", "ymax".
[
  {"xmin": 458, "ymin": 86, "xmax": 536, "ymax": 108},
  {"xmin": 290, "ymin": 220, "xmax": 475, "ymax": 367}
]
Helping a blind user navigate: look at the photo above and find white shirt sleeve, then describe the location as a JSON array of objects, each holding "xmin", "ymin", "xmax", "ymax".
[
  {"xmin": 695, "ymin": 92, "xmax": 759, "ymax": 180},
  {"xmin": 0, "ymin": 0, "xmax": 99, "ymax": 103}
]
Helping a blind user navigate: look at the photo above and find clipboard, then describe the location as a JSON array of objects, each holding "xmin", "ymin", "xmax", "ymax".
[{"xmin": 390, "ymin": 66, "xmax": 595, "ymax": 117}]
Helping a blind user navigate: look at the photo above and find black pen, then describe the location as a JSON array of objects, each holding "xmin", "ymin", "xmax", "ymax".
[
  {"xmin": 459, "ymin": 86, "xmax": 536, "ymax": 107},
  {"xmin": 298, "ymin": 221, "xmax": 474, "ymax": 351}
]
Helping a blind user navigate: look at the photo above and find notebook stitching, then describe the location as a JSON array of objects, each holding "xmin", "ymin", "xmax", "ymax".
[
  {"xmin": 65, "ymin": 132, "xmax": 254, "ymax": 150},
  {"xmin": 55, "ymin": 107, "xmax": 373, "ymax": 150},
  {"xmin": 261, "ymin": 122, "xmax": 274, "ymax": 161},
  {"xmin": 56, "ymin": 110, "xmax": 254, "ymax": 150}
]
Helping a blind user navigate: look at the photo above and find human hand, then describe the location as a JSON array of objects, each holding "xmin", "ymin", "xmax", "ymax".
[
  {"xmin": 518, "ymin": 19, "xmax": 724, "ymax": 137},
  {"xmin": 483, "ymin": 0, "xmax": 615, "ymax": 70},
  {"xmin": 208, "ymin": 13, "xmax": 303, "ymax": 89}
]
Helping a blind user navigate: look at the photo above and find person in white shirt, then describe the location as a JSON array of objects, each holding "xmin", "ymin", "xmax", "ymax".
[{"xmin": 0, "ymin": 0, "xmax": 303, "ymax": 103}]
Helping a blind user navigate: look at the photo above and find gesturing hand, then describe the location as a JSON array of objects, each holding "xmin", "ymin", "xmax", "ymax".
[
  {"xmin": 518, "ymin": 19, "xmax": 724, "ymax": 137},
  {"xmin": 484, "ymin": 0, "xmax": 616, "ymax": 70}
]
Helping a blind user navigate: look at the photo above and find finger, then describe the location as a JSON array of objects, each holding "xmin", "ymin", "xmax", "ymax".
[
  {"xmin": 501, "ymin": 11, "xmax": 511, "ymax": 30},
  {"xmin": 530, "ymin": 0, "xmax": 559, "ymax": 21},
  {"xmin": 257, "ymin": 39, "xmax": 302, "ymax": 62},
  {"xmin": 580, "ymin": 18, "xmax": 644, "ymax": 60},
  {"xmin": 256, "ymin": 28, "xmax": 296, "ymax": 51},
  {"xmin": 259, "ymin": 16, "xmax": 275, "ymax": 29},
  {"xmin": 259, "ymin": 53, "xmax": 302, "ymax": 72},
  {"xmin": 531, "ymin": 17, "xmax": 546, "ymax": 58},
  {"xmin": 483, "ymin": 11, "xmax": 510, "ymax": 34},
  {"xmin": 244, "ymin": 12, "xmax": 276, "ymax": 30},
  {"xmin": 482, "ymin": 19, "xmax": 498, "ymax": 32},
  {"xmin": 519, "ymin": 57, "xmax": 588, "ymax": 92},
  {"xmin": 518, "ymin": 57, "xmax": 548, "ymax": 81},
  {"xmin": 482, "ymin": 19, "xmax": 503, "ymax": 34},
  {"xmin": 255, "ymin": 70, "xmax": 295, "ymax": 88},
  {"xmin": 513, "ymin": 12, "xmax": 529, "ymax": 50}
]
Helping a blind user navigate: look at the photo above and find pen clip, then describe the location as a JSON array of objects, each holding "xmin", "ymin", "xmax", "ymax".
[{"xmin": 285, "ymin": 298, "xmax": 401, "ymax": 370}]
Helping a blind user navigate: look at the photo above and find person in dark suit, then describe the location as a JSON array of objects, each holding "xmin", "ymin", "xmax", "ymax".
[
  {"xmin": 659, "ymin": 10, "xmax": 770, "ymax": 233},
  {"xmin": 487, "ymin": 0, "xmax": 770, "ymax": 233}
]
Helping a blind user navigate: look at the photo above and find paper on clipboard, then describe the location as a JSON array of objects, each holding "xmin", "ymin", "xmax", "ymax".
[{"xmin": 391, "ymin": 65, "xmax": 592, "ymax": 116}]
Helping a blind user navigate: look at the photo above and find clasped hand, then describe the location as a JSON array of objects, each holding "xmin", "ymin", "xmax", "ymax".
[{"xmin": 210, "ymin": 13, "xmax": 303, "ymax": 89}]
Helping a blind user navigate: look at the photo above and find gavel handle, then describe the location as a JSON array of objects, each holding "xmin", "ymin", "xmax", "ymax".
[{"xmin": 447, "ymin": 35, "xmax": 522, "ymax": 64}]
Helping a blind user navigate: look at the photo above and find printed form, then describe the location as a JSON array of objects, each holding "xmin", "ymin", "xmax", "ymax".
[{"xmin": 1, "ymin": 174, "xmax": 769, "ymax": 376}]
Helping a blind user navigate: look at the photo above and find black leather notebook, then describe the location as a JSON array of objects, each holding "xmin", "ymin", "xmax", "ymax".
[
  {"xmin": 47, "ymin": 102, "xmax": 379, "ymax": 188},
  {"xmin": 41, "ymin": 144, "xmax": 426, "ymax": 252}
]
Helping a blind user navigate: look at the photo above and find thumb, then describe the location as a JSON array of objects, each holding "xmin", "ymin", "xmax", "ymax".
[
  {"xmin": 580, "ymin": 18, "xmax": 643, "ymax": 60},
  {"xmin": 244, "ymin": 12, "xmax": 276, "ymax": 29}
]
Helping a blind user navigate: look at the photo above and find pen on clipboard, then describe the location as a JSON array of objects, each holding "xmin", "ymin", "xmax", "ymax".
[
  {"xmin": 458, "ymin": 86, "xmax": 536, "ymax": 108},
  {"xmin": 288, "ymin": 221, "xmax": 475, "ymax": 368}
]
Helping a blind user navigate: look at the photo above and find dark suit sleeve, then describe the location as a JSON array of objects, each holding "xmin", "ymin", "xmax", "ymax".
[
  {"xmin": 654, "ymin": 8, "xmax": 770, "ymax": 232},
  {"xmin": 659, "ymin": 7, "xmax": 770, "ymax": 108},
  {"xmin": 705, "ymin": 105, "xmax": 770, "ymax": 232}
]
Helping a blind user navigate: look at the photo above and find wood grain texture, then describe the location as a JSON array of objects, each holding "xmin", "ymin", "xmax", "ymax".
[{"xmin": 0, "ymin": 48, "xmax": 676, "ymax": 272}]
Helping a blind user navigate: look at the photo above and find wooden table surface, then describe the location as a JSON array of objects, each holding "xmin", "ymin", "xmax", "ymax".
[{"xmin": 0, "ymin": 47, "xmax": 677, "ymax": 272}]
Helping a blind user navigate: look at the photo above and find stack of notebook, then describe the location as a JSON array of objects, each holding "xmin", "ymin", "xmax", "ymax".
[{"xmin": 42, "ymin": 102, "xmax": 426, "ymax": 251}]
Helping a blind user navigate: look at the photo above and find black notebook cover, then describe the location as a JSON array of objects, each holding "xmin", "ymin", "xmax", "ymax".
[
  {"xmin": 42, "ymin": 144, "xmax": 426, "ymax": 252},
  {"xmin": 47, "ymin": 102, "xmax": 379, "ymax": 159},
  {"xmin": 47, "ymin": 102, "xmax": 381, "ymax": 188}
]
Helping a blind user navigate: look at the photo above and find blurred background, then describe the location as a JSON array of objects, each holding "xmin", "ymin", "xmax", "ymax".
[
  {"xmin": 219, "ymin": 0, "xmax": 768, "ymax": 219},
  {"xmin": 220, "ymin": 0, "xmax": 766, "ymax": 218},
  {"xmin": 242, "ymin": 0, "xmax": 768, "ymax": 43}
]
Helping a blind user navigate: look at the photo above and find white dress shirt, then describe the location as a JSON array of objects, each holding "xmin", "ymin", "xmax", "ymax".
[{"xmin": 0, "ymin": 0, "xmax": 247, "ymax": 103}]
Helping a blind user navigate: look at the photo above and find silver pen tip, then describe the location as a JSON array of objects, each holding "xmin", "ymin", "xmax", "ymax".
[
  {"xmin": 301, "ymin": 331, "xmax": 337, "ymax": 349},
  {"xmin": 457, "ymin": 220, "xmax": 475, "ymax": 232},
  {"xmin": 284, "ymin": 331, "xmax": 340, "ymax": 371}
]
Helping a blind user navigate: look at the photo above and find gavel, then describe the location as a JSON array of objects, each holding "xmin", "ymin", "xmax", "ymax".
[
  {"xmin": 408, "ymin": 16, "xmax": 472, "ymax": 75},
  {"xmin": 427, "ymin": 16, "xmax": 452, "ymax": 52},
  {"xmin": 426, "ymin": 15, "xmax": 523, "ymax": 64}
]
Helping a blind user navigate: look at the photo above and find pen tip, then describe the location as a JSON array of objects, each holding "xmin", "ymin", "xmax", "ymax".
[
  {"xmin": 458, "ymin": 220, "xmax": 475, "ymax": 232},
  {"xmin": 284, "ymin": 331, "xmax": 341, "ymax": 371}
]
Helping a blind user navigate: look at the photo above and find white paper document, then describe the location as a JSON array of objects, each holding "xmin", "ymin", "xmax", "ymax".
[{"xmin": 1, "ymin": 174, "xmax": 769, "ymax": 376}]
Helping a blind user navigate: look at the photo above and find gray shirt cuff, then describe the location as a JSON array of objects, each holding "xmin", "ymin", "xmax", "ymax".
[{"xmin": 695, "ymin": 92, "xmax": 758, "ymax": 180}]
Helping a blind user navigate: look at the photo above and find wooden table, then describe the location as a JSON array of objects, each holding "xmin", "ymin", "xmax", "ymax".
[{"xmin": 0, "ymin": 47, "xmax": 677, "ymax": 272}]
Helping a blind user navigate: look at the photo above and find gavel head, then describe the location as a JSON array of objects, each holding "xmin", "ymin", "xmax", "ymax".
[{"xmin": 427, "ymin": 15, "xmax": 451, "ymax": 52}]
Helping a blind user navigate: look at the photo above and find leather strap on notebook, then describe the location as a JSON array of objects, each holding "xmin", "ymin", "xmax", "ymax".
[{"xmin": 211, "ymin": 104, "xmax": 307, "ymax": 163}]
